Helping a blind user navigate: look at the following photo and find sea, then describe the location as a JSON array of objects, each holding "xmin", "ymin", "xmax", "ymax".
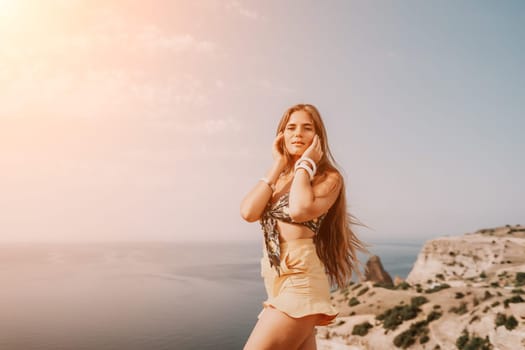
[{"xmin": 0, "ymin": 240, "xmax": 423, "ymax": 350}]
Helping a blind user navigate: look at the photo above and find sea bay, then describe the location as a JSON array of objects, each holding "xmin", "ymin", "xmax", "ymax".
[{"xmin": 0, "ymin": 240, "xmax": 422, "ymax": 350}]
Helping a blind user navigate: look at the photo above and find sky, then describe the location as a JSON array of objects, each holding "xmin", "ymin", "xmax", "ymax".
[{"xmin": 0, "ymin": 0, "xmax": 523, "ymax": 244}]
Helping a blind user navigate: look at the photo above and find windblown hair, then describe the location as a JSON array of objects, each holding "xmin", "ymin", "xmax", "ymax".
[{"xmin": 276, "ymin": 103, "xmax": 371, "ymax": 289}]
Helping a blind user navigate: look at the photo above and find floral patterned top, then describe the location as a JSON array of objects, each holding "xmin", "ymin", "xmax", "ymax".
[{"xmin": 259, "ymin": 191, "xmax": 327, "ymax": 276}]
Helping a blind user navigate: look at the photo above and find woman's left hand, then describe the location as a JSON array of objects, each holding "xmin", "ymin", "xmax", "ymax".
[{"xmin": 302, "ymin": 134, "xmax": 323, "ymax": 164}]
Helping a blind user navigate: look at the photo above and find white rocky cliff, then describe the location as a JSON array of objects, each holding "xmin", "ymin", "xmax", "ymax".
[{"xmin": 317, "ymin": 225, "xmax": 525, "ymax": 350}]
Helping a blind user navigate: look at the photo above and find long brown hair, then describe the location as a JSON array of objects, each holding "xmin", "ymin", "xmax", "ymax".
[{"xmin": 276, "ymin": 103, "xmax": 371, "ymax": 289}]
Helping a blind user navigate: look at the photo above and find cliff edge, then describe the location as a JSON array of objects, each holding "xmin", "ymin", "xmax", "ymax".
[{"xmin": 317, "ymin": 225, "xmax": 525, "ymax": 350}]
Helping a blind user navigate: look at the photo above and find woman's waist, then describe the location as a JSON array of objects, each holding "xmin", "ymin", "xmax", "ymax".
[
  {"xmin": 276, "ymin": 220, "xmax": 317, "ymax": 238},
  {"xmin": 262, "ymin": 236, "xmax": 315, "ymax": 255}
]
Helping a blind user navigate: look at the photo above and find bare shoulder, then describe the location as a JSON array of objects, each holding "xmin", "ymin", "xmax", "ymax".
[{"xmin": 313, "ymin": 170, "xmax": 343, "ymax": 198}]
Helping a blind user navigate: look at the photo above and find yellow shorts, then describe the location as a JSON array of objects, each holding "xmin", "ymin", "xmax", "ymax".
[{"xmin": 258, "ymin": 238, "xmax": 339, "ymax": 326}]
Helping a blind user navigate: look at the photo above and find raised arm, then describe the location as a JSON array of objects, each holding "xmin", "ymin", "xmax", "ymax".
[
  {"xmin": 240, "ymin": 161, "xmax": 284, "ymax": 222},
  {"xmin": 287, "ymin": 134, "xmax": 343, "ymax": 222},
  {"xmin": 240, "ymin": 132, "xmax": 287, "ymax": 222},
  {"xmin": 288, "ymin": 170, "xmax": 342, "ymax": 223}
]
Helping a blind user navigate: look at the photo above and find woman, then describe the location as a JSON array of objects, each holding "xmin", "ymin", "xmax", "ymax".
[{"xmin": 240, "ymin": 103, "xmax": 369, "ymax": 350}]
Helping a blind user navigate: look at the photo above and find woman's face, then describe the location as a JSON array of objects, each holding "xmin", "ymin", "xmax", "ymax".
[{"xmin": 283, "ymin": 110, "xmax": 316, "ymax": 157}]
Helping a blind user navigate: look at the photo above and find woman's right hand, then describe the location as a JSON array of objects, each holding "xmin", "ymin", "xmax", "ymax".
[{"xmin": 272, "ymin": 131, "xmax": 287, "ymax": 169}]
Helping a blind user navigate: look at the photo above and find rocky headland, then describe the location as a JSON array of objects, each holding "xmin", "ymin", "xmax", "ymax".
[{"xmin": 317, "ymin": 225, "xmax": 525, "ymax": 350}]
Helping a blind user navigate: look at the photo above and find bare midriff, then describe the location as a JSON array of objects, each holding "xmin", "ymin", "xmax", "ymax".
[
  {"xmin": 270, "ymin": 177, "xmax": 317, "ymax": 243},
  {"xmin": 276, "ymin": 221, "xmax": 315, "ymax": 243}
]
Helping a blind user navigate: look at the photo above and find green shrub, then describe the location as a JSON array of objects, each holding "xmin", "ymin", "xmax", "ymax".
[
  {"xmin": 393, "ymin": 320, "xmax": 429, "ymax": 349},
  {"xmin": 357, "ymin": 286, "xmax": 369, "ymax": 296},
  {"xmin": 348, "ymin": 297, "xmax": 360, "ymax": 307},
  {"xmin": 494, "ymin": 313, "xmax": 517, "ymax": 330},
  {"xmin": 411, "ymin": 296, "xmax": 429, "ymax": 307},
  {"xmin": 511, "ymin": 288, "xmax": 524, "ymax": 294},
  {"xmin": 503, "ymin": 295, "xmax": 524, "ymax": 308},
  {"xmin": 373, "ymin": 282, "xmax": 394, "ymax": 289},
  {"xmin": 480, "ymin": 271, "xmax": 487, "ymax": 279},
  {"xmin": 495, "ymin": 313, "xmax": 506, "ymax": 327},
  {"xmin": 505, "ymin": 315, "xmax": 518, "ymax": 330},
  {"xmin": 376, "ymin": 304, "xmax": 420, "ymax": 330},
  {"xmin": 436, "ymin": 273, "xmax": 445, "ymax": 280},
  {"xmin": 393, "ymin": 330, "xmax": 416, "ymax": 349},
  {"xmin": 424, "ymin": 284, "xmax": 451, "ymax": 294},
  {"xmin": 450, "ymin": 302, "xmax": 468, "ymax": 315},
  {"xmin": 483, "ymin": 290, "xmax": 493, "ymax": 300},
  {"xmin": 395, "ymin": 281, "xmax": 411, "ymax": 290},
  {"xmin": 456, "ymin": 329, "xmax": 493, "ymax": 350},
  {"xmin": 352, "ymin": 321, "xmax": 373, "ymax": 336},
  {"xmin": 456, "ymin": 330, "xmax": 469, "ymax": 349},
  {"xmin": 426, "ymin": 311, "xmax": 442, "ymax": 322},
  {"xmin": 516, "ymin": 272, "xmax": 525, "ymax": 287},
  {"xmin": 455, "ymin": 292, "xmax": 465, "ymax": 299}
]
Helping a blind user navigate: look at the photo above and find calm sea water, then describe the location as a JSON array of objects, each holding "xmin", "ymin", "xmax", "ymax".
[{"xmin": 0, "ymin": 240, "xmax": 422, "ymax": 350}]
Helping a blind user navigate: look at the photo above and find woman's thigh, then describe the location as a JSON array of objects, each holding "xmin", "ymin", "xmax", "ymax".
[
  {"xmin": 243, "ymin": 306, "xmax": 319, "ymax": 350},
  {"xmin": 297, "ymin": 329, "xmax": 317, "ymax": 350}
]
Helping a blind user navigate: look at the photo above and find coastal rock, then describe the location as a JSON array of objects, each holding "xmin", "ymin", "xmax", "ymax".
[
  {"xmin": 406, "ymin": 225, "xmax": 525, "ymax": 286},
  {"xmin": 318, "ymin": 225, "xmax": 525, "ymax": 350},
  {"xmin": 363, "ymin": 255, "xmax": 393, "ymax": 286}
]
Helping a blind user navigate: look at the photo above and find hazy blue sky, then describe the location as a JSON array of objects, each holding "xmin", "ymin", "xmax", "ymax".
[{"xmin": 0, "ymin": 1, "xmax": 523, "ymax": 244}]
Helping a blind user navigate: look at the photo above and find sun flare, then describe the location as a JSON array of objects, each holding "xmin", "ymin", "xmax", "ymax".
[{"xmin": 0, "ymin": 0, "xmax": 19, "ymax": 20}]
